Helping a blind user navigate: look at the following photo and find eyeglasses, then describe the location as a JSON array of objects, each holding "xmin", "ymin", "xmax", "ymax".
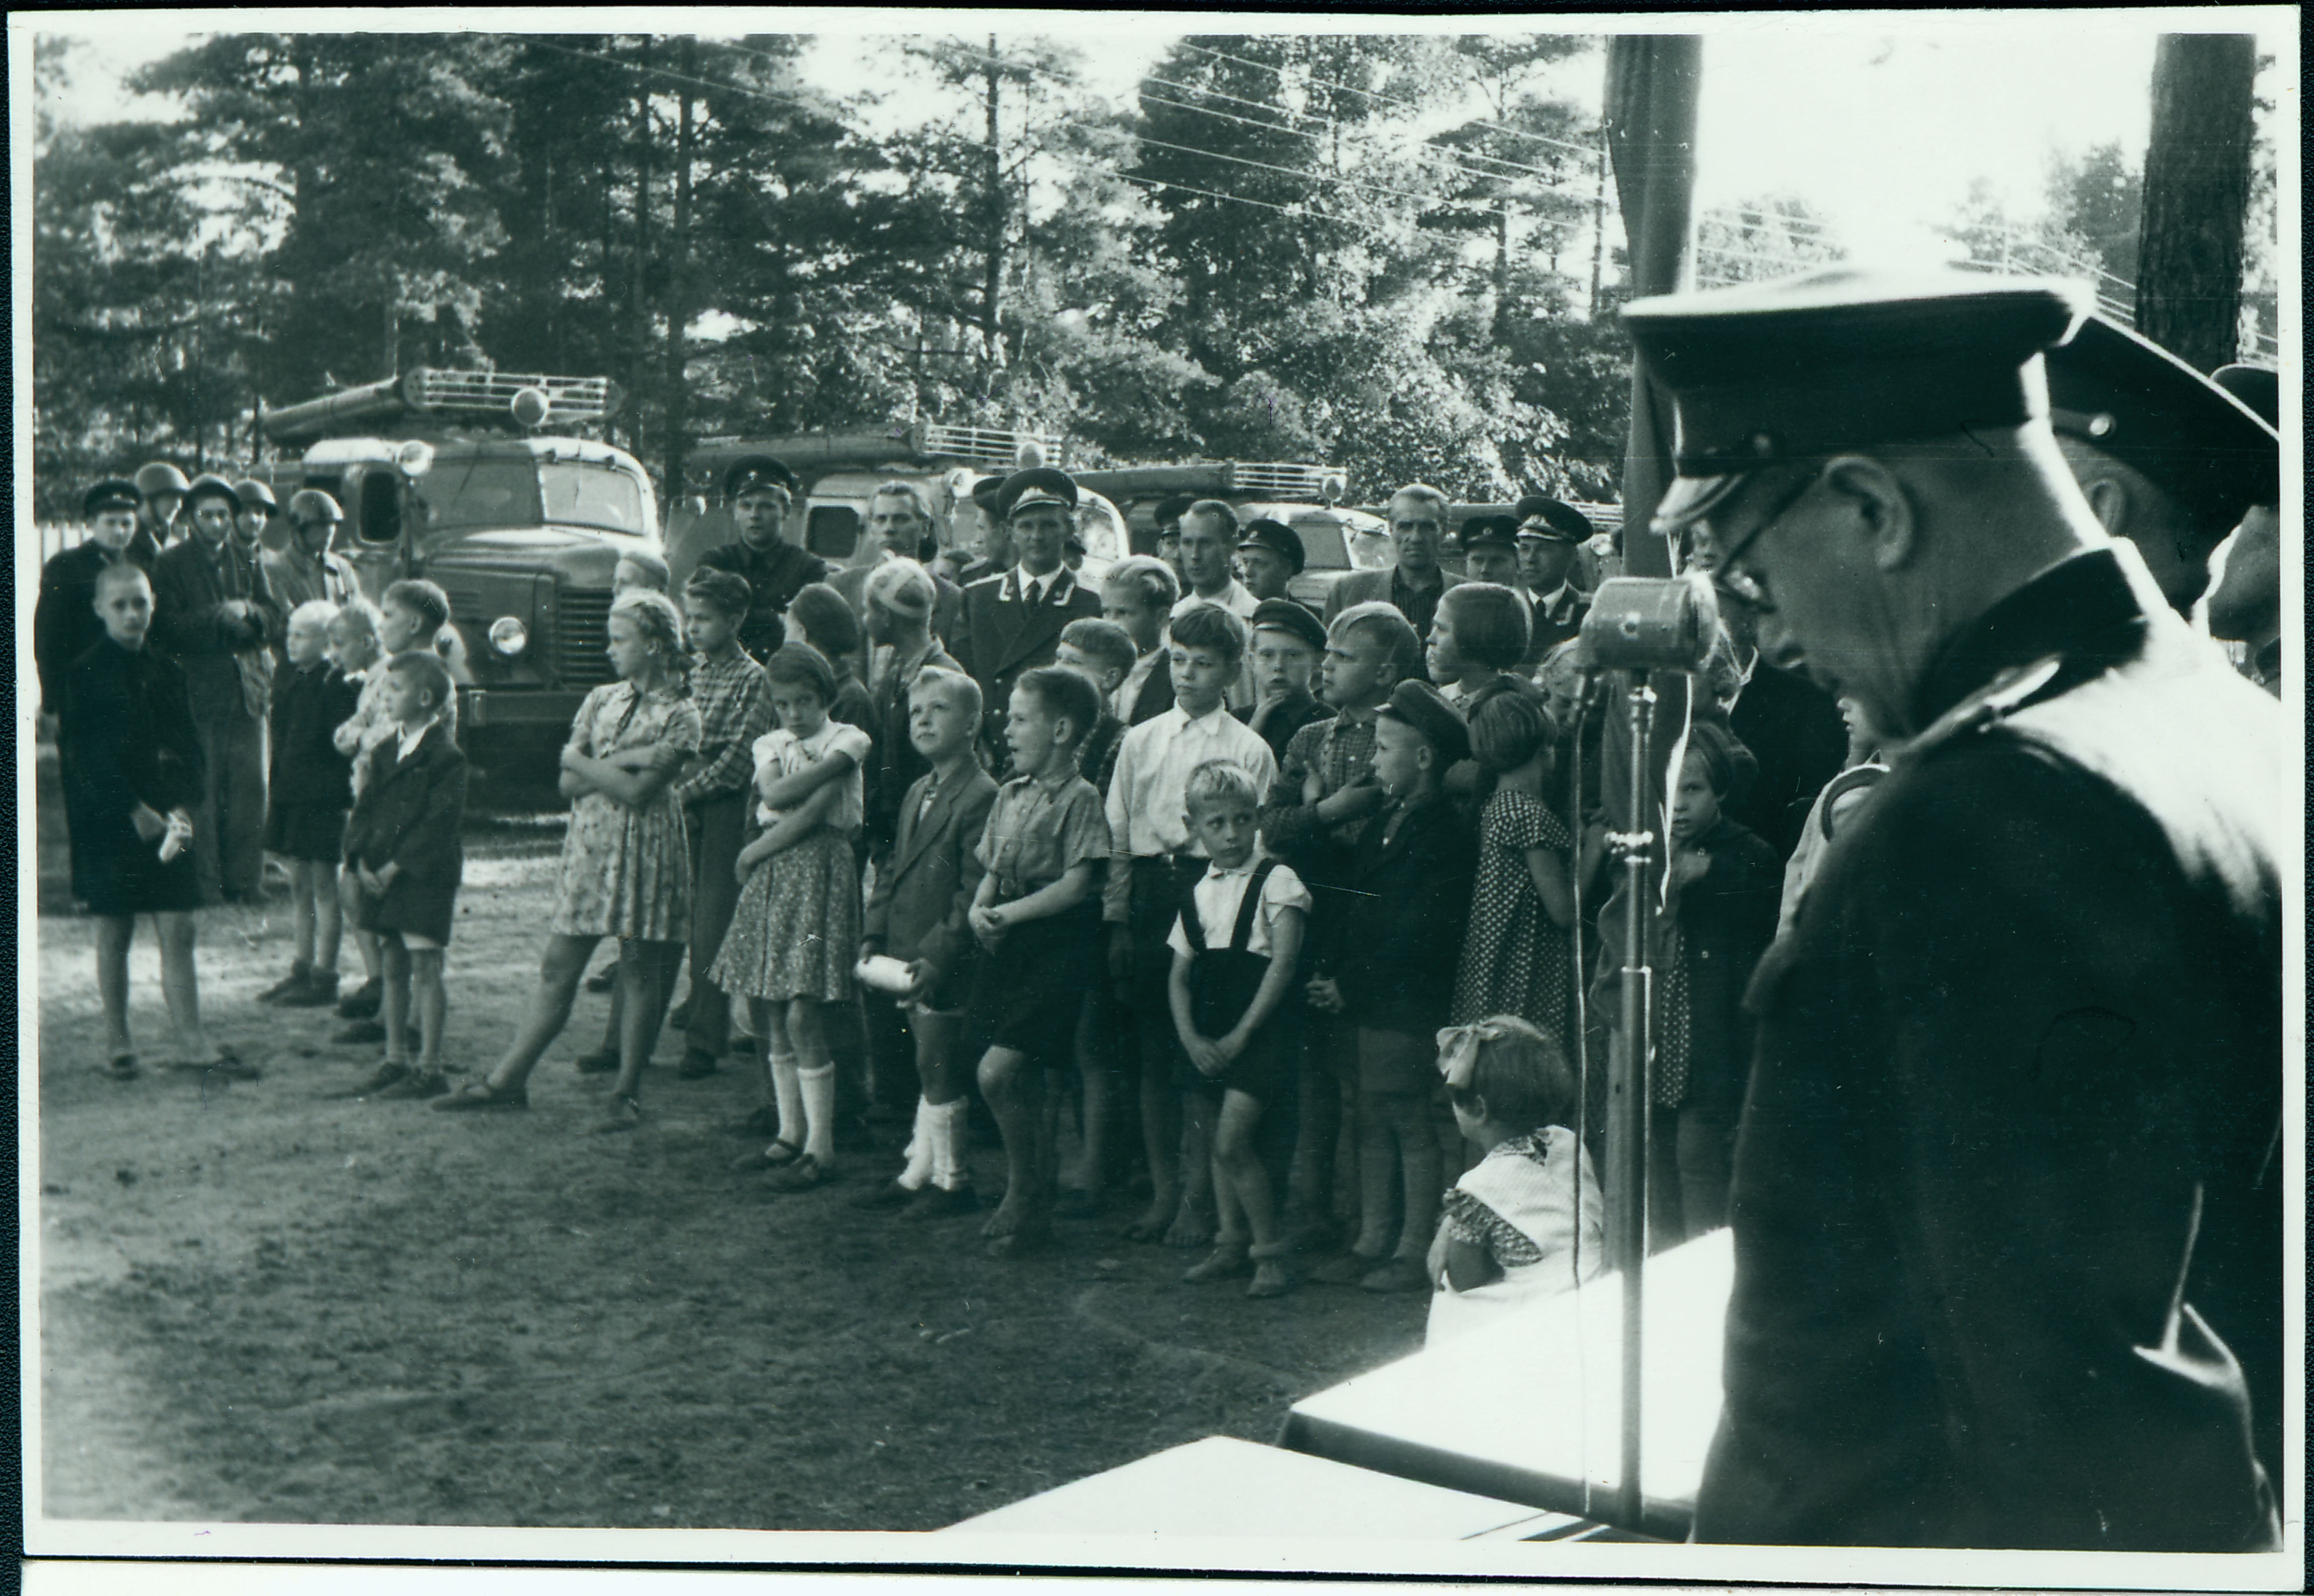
[{"xmin": 1701, "ymin": 465, "xmax": 1822, "ymax": 609}]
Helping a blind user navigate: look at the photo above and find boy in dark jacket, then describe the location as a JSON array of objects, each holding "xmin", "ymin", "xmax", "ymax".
[
  {"xmin": 1305, "ymin": 679, "xmax": 1478, "ymax": 1293},
  {"xmin": 343, "ymin": 651, "xmax": 468, "ymax": 1099}
]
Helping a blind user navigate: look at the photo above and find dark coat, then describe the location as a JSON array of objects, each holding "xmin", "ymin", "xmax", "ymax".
[
  {"xmin": 861, "ymin": 764, "xmax": 999, "ymax": 983},
  {"xmin": 949, "ymin": 566, "xmax": 1103, "ymax": 756},
  {"xmin": 35, "ymin": 542, "xmax": 137, "ymax": 715},
  {"xmin": 58, "ymin": 637, "xmax": 206, "ymax": 915},
  {"xmin": 1725, "ymin": 661, "xmax": 1848, "ymax": 860},
  {"xmin": 1669, "ymin": 815, "xmax": 1780, "ymax": 1114},
  {"xmin": 1122, "ymin": 651, "xmax": 1175, "ymax": 726},
  {"xmin": 1238, "ymin": 686, "xmax": 1331, "ymax": 764},
  {"xmin": 1697, "ymin": 549, "xmax": 2282, "ymax": 1551},
  {"xmin": 694, "ymin": 538, "xmax": 831, "ymax": 662},
  {"xmin": 1321, "ymin": 794, "xmax": 1477, "ymax": 1037},
  {"xmin": 267, "ymin": 662, "xmax": 363, "ymax": 812},
  {"xmin": 343, "ymin": 723, "xmax": 468, "ymax": 942},
  {"xmin": 1526, "ymin": 583, "xmax": 1592, "ymax": 662},
  {"xmin": 150, "ymin": 532, "xmax": 283, "ymax": 724}
]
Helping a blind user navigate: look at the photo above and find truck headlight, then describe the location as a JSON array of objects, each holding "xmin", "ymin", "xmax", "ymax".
[{"xmin": 488, "ymin": 616, "xmax": 528, "ymax": 657}]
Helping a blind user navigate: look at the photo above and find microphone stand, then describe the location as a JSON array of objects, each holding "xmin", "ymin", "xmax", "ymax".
[{"xmin": 1601, "ymin": 667, "xmax": 1659, "ymax": 1529}]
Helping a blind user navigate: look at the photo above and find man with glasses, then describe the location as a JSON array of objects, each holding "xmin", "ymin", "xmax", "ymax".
[
  {"xmin": 1625, "ymin": 271, "xmax": 2282, "ymax": 1551},
  {"xmin": 1320, "ymin": 483, "xmax": 1464, "ymax": 649}
]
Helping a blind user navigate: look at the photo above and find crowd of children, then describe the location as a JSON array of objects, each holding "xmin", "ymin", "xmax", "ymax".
[{"xmin": 62, "ymin": 468, "xmax": 1817, "ymax": 1336}]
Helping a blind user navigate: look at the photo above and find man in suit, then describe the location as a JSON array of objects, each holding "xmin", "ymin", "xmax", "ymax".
[
  {"xmin": 1319, "ymin": 483, "xmax": 1464, "ymax": 646},
  {"xmin": 1708, "ymin": 594, "xmax": 1848, "ymax": 861},
  {"xmin": 35, "ymin": 477, "xmax": 146, "ymax": 719},
  {"xmin": 949, "ymin": 467, "xmax": 1104, "ymax": 767},
  {"xmin": 2044, "ymin": 315, "xmax": 2278, "ymax": 618},
  {"xmin": 152, "ymin": 473, "xmax": 283, "ymax": 905},
  {"xmin": 1513, "ymin": 496, "xmax": 1595, "ymax": 656},
  {"xmin": 1628, "ymin": 269, "xmax": 2281, "ymax": 1550},
  {"xmin": 694, "ymin": 455, "xmax": 830, "ymax": 662},
  {"xmin": 834, "ymin": 481, "xmax": 964, "ymax": 650}
]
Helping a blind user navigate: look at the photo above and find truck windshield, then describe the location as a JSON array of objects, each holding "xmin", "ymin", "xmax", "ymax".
[
  {"xmin": 541, "ymin": 461, "xmax": 647, "ymax": 535},
  {"xmin": 408, "ymin": 457, "xmax": 648, "ymax": 537}
]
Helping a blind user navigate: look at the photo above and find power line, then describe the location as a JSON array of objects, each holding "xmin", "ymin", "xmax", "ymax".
[{"xmin": 1172, "ymin": 36, "xmax": 1606, "ymax": 167}]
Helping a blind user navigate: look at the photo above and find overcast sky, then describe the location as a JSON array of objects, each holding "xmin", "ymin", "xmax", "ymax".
[{"xmin": 25, "ymin": 8, "xmax": 2297, "ymax": 273}]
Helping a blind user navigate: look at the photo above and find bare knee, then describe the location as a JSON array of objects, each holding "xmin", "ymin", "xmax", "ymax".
[{"xmin": 979, "ymin": 1049, "xmax": 1022, "ymax": 1102}]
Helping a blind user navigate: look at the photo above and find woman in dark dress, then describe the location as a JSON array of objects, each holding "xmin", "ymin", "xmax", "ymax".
[{"xmin": 60, "ymin": 563, "xmax": 248, "ymax": 1078}]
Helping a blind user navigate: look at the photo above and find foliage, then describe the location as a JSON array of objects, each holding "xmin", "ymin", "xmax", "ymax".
[{"xmin": 33, "ymin": 29, "xmax": 1628, "ymax": 519}]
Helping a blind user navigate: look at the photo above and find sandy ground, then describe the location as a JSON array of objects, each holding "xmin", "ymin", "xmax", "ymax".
[{"xmin": 32, "ymin": 807, "xmax": 1432, "ymax": 1531}]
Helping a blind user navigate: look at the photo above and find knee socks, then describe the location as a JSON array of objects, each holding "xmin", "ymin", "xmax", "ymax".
[
  {"xmin": 799, "ymin": 1065, "xmax": 837, "ymax": 1164},
  {"xmin": 770, "ymin": 1050, "xmax": 804, "ymax": 1148},
  {"xmin": 928, "ymin": 1098, "xmax": 970, "ymax": 1191},
  {"xmin": 900, "ymin": 1098, "xmax": 934, "ymax": 1190}
]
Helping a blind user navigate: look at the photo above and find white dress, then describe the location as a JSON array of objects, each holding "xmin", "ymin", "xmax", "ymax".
[{"xmin": 1426, "ymin": 1125, "xmax": 1607, "ymax": 1345}]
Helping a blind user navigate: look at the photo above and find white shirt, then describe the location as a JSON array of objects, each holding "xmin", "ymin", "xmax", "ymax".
[
  {"xmin": 1165, "ymin": 853, "xmax": 1311, "ymax": 962},
  {"xmin": 1102, "ymin": 703, "xmax": 1278, "ymax": 920},
  {"xmin": 1011, "ymin": 563, "xmax": 1067, "ymax": 609}
]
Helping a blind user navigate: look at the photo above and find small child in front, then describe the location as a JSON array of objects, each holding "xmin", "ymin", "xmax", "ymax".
[
  {"xmin": 1424, "ymin": 1015, "xmax": 1605, "ymax": 1345},
  {"xmin": 1167, "ymin": 760, "xmax": 1310, "ymax": 1297},
  {"xmin": 259, "ymin": 599, "xmax": 361, "ymax": 1008},
  {"xmin": 854, "ymin": 668, "xmax": 999, "ymax": 1218},
  {"xmin": 342, "ymin": 650, "xmax": 468, "ymax": 1097},
  {"xmin": 970, "ymin": 665, "xmax": 1111, "ymax": 1258}
]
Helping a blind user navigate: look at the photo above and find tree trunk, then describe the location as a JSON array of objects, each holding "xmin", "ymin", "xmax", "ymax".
[
  {"xmin": 629, "ymin": 38, "xmax": 653, "ymax": 458},
  {"xmin": 1493, "ymin": 200, "xmax": 1511, "ymax": 344},
  {"xmin": 2137, "ymin": 34, "xmax": 2255, "ymax": 371},
  {"xmin": 981, "ymin": 38, "xmax": 1004, "ymax": 372},
  {"xmin": 662, "ymin": 41, "xmax": 694, "ymax": 507}
]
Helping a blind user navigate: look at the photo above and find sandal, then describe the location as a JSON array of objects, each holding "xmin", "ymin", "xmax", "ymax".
[
  {"xmin": 432, "ymin": 1079, "xmax": 530, "ymax": 1112},
  {"xmin": 729, "ymin": 1139, "xmax": 803, "ymax": 1173},
  {"xmin": 763, "ymin": 1154, "xmax": 834, "ymax": 1192},
  {"xmin": 587, "ymin": 1095, "xmax": 644, "ymax": 1135}
]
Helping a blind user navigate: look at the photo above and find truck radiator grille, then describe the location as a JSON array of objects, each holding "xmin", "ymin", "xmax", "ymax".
[{"xmin": 556, "ymin": 590, "xmax": 615, "ymax": 686}]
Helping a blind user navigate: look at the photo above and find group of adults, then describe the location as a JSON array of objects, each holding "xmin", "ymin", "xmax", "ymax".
[{"xmin": 35, "ymin": 464, "xmax": 361, "ymax": 907}]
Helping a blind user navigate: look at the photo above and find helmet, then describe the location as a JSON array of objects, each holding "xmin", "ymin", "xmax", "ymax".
[
  {"xmin": 287, "ymin": 488, "xmax": 344, "ymax": 526},
  {"xmin": 184, "ymin": 473, "xmax": 244, "ymax": 515},
  {"xmin": 134, "ymin": 461, "xmax": 192, "ymax": 500},
  {"xmin": 233, "ymin": 478, "xmax": 279, "ymax": 513}
]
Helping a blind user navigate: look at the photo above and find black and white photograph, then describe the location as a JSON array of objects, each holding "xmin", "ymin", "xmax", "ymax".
[{"xmin": 17, "ymin": 7, "xmax": 2301, "ymax": 1586}]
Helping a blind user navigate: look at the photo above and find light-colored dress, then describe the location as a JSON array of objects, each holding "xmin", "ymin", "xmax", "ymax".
[
  {"xmin": 710, "ymin": 719, "xmax": 872, "ymax": 1002},
  {"xmin": 549, "ymin": 682, "xmax": 702, "ymax": 940},
  {"xmin": 1426, "ymin": 1126, "xmax": 1606, "ymax": 1346}
]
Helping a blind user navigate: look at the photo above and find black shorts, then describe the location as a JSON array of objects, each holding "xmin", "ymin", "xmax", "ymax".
[{"xmin": 968, "ymin": 903, "xmax": 1099, "ymax": 1060}]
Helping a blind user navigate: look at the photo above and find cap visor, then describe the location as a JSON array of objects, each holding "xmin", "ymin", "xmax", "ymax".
[{"xmin": 1649, "ymin": 473, "xmax": 1745, "ymax": 535}]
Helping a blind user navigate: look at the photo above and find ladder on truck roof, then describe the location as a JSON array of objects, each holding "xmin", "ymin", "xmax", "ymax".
[{"xmin": 263, "ymin": 368, "xmax": 622, "ymax": 445}]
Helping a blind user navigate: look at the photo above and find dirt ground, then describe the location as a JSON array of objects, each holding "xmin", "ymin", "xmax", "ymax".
[{"xmin": 32, "ymin": 800, "xmax": 1432, "ymax": 1532}]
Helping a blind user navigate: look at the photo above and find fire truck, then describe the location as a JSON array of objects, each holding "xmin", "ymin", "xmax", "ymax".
[
  {"xmin": 260, "ymin": 368, "xmax": 656, "ymax": 780},
  {"xmin": 668, "ymin": 423, "xmax": 1131, "ymax": 589},
  {"xmin": 1068, "ymin": 461, "xmax": 1393, "ymax": 610}
]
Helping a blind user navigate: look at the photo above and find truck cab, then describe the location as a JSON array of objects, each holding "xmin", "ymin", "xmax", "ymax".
[{"xmin": 262, "ymin": 368, "xmax": 658, "ymax": 782}]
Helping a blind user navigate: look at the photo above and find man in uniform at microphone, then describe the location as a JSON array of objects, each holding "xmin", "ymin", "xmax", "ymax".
[{"xmin": 1624, "ymin": 270, "xmax": 2282, "ymax": 1551}]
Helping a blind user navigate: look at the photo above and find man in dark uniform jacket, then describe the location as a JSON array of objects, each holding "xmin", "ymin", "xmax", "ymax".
[
  {"xmin": 152, "ymin": 473, "xmax": 283, "ymax": 906},
  {"xmin": 132, "ymin": 459, "xmax": 189, "ymax": 565},
  {"xmin": 36, "ymin": 478, "xmax": 148, "ymax": 718},
  {"xmin": 694, "ymin": 455, "xmax": 829, "ymax": 662},
  {"xmin": 1708, "ymin": 596, "xmax": 1849, "ymax": 860},
  {"xmin": 1512, "ymin": 495, "xmax": 1595, "ymax": 656},
  {"xmin": 949, "ymin": 467, "xmax": 1103, "ymax": 764},
  {"xmin": 1626, "ymin": 270, "xmax": 2282, "ymax": 1551},
  {"xmin": 2045, "ymin": 314, "xmax": 2279, "ymax": 617}
]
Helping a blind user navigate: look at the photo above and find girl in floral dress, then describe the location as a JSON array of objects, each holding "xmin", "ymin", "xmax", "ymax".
[
  {"xmin": 711, "ymin": 643, "xmax": 873, "ymax": 1191},
  {"xmin": 436, "ymin": 591, "xmax": 701, "ymax": 1131}
]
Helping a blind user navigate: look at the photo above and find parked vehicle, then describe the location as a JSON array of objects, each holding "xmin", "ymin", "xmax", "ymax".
[
  {"xmin": 261, "ymin": 368, "xmax": 654, "ymax": 783},
  {"xmin": 1070, "ymin": 461, "xmax": 1393, "ymax": 610}
]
